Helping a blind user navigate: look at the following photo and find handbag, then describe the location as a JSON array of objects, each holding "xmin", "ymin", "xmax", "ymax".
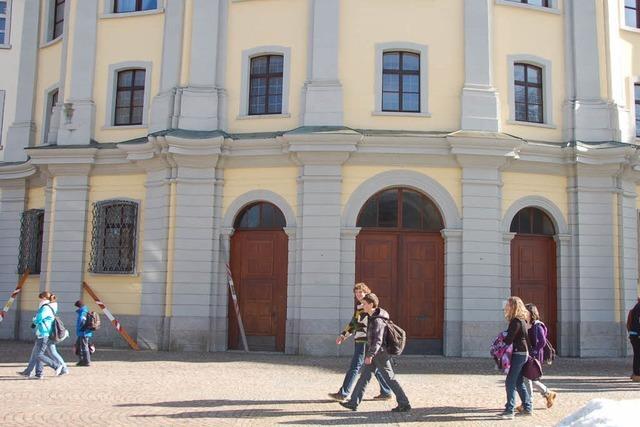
[{"xmin": 520, "ymin": 319, "xmax": 543, "ymax": 381}]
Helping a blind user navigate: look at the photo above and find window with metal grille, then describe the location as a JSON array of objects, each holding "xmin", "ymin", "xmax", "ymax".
[
  {"xmin": 52, "ymin": 0, "xmax": 65, "ymax": 40},
  {"xmin": 18, "ymin": 209, "xmax": 44, "ymax": 274},
  {"xmin": 89, "ymin": 200, "xmax": 138, "ymax": 274},
  {"xmin": 382, "ymin": 51, "xmax": 420, "ymax": 113},
  {"xmin": 514, "ymin": 63, "xmax": 543, "ymax": 123},
  {"xmin": 114, "ymin": 69, "xmax": 145, "ymax": 126},
  {"xmin": 626, "ymin": 0, "xmax": 640, "ymax": 28},
  {"xmin": 114, "ymin": 0, "xmax": 157, "ymax": 13},
  {"xmin": 248, "ymin": 55, "xmax": 283, "ymax": 115}
]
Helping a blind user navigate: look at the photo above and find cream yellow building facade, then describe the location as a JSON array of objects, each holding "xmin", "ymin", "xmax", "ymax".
[{"xmin": 1, "ymin": 0, "xmax": 639, "ymax": 356}]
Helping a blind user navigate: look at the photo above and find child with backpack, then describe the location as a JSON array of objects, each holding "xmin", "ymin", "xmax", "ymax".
[
  {"xmin": 329, "ymin": 283, "xmax": 392, "ymax": 402},
  {"xmin": 518, "ymin": 303, "xmax": 557, "ymax": 411},
  {"xmin": 338, "ymin": 293, "xmax": 411, "ymax": 413},
  {"xmin": 74, "ymin": 300, "xmax": 94, "ymax": 366},
  {"xmin": 627, "ymin": 297, "xmax": 640, "ymax": 382}
]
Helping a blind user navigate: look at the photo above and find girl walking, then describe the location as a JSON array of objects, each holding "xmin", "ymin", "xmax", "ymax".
[{"xmin": 499, "ymin": 296, "xmax": 532, "ymax": 419}]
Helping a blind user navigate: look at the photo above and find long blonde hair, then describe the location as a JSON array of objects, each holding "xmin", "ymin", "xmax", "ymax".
[{"xmin": 504, "ymin": 296, "xmax": 530, "ymax": 322}]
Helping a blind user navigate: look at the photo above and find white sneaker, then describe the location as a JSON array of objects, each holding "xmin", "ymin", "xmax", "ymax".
[{"xmin": 55, "ymin": 365, "xmax": 64, "ymax": 376}]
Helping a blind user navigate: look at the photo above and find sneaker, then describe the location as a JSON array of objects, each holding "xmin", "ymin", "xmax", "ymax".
[
  {"xmin": 76, "ymin": 362, "xmax": 90, "ymax": 367},
  {"xmin": 373, "ymin": 393, "xmax": 393, "ymax": 401},
  {"xmin": 514, "ymin": 405, "xmax": 523, "ymax": 413},
  {"xmin": 328, "ymin": 392, "xmax": 347, "ymax": 402},
  {"xmin": 517, "ymin": 410, "xmax": 533, "ymax": 416},
  {"xmin": 498, "ymin": 411, "xmax": 515, "ymax": 420},
  {"xmin": 545, "ymin": 390, "xmax": 557, "ymax": 408},
  {"xmin": 17, "ymin": 371, "xmax": 32, "ymax": 378},
  {"xmin": 339, "ymin": 401, "xmax": 358, "ymax": 411},
  {"xmin": 60, "ymin": 369, "xmax": 69, "ymax": 376},
  {"xmin": 54, "ymin": 365, "xmax": 64, "ymax": 376},
  {"xmin": 29, "ymin": 375, "xmax": 44, "ymax": 380},
  {"xmin": 391, "ymin": 404, "xmax": 411, "ymax": 413}
]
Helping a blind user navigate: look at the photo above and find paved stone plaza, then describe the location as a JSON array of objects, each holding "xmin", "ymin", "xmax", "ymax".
[{"xmin": 0, "ymin": 341, "xmax": 637, "ymax": 426}]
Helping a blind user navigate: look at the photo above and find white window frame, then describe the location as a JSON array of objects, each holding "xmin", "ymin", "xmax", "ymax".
[
  {"xmin": 0, "ymin": 90, "xmax": 5, "ymax": 149},
  {"xmin": 507, "ymin": 55, "xmax": 555, "ymax": 128},
  {"xmin": 629, "ymin": 76, "xmax": 640, "ymax": 139},
  {"xmin": 101, "ymin": 0, "xmax": 164, "ymax": 19},
  {"xmin": 373, "ymin": 42, "xmax": 431, "ymax": 117},
  {"xmin": 238, "ymin": 46, "xmax": 291, "ymax": 119},
  {"xmin": 42, "ymin": 0, "xmax": 65, "ymax": 45},
  {"xmin": 0, "ymin": 0, "xmax": 12, "ymax": 48},
  {"xmin": 41, "ymin": 84, "xmax": 59, "ymax": 145},
  {"xmin": 104, "ymin": 61, "xmax": 152, "ymax": 129},
  {"xmin": 621, "ymin": 0, "xmax": 640, "ymax": 34},
  {"xmin": 494, "ymin": 0, "xmax": 560, "ymax": 14}
]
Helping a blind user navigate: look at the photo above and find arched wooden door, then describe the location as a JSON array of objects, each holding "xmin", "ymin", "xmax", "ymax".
[
  {"xmin": 229, "ymin": 202, "xmax": 288, "ymax": 352},
  {"xmin": 356, "ymin": 188, "xmax": 445, "ymax": 354},
  {"xmin": 510, "ymin": 207, "xmax": 557, "ymax": 346}
]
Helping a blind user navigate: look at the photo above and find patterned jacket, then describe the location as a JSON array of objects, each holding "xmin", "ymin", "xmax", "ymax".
[{"xmin": 340, "ymin": 304, "xmax": 368, "ymax": 342}]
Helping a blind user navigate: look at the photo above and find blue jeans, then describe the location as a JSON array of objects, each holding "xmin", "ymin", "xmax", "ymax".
[
  {"xmin": 24, "ymin": 340, "xmax": 68, "ymax": 375},
  {"xmin": 505, "ymin": 352, "xmax": 532, "ymax": 413},
  {"xmin": 348, "ymin": 350, "xmax": 410, "ymax": 407},
  {"xmin": 339, "ymin": 341, "xmax": 392, "ymax": 397},
  {"xmin": 34, "ymin": 336, "xmax": 61, "ymax": 377}
]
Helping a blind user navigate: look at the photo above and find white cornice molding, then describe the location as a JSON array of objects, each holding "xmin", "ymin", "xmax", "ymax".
[
  {"xmin": 26, "ymin": 147, "xmax": 98, "ymax": 166},
  {"xmin": 573, "ymin": 144, "xmax": 635, "ymax": 167},
  {"xmin": 0, "ymin": 162, "xmax": 38, "ymax": 180}
]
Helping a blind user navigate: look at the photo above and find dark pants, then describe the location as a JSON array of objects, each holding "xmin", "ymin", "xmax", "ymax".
[
  {"xmin": 34, "ymin": 336, "xmax": 60, "ymax": 377},
  {"xmin": 630, "ymin": 335, "xmax": 640, "ymax": 376},
  {"xmin": 339, "ymin": 341, "xmax": 392, "ymax": 397},
  {"xmin": 348, "ymin": 351, "xmax": 409, "ymax": 407},
  {"xmin": 505, "ymin": 352, "xmax": 531, "ymax": 413},
  {"xmin": 76, "ymin": 336, "xmax": 91, "ymax": 365}
]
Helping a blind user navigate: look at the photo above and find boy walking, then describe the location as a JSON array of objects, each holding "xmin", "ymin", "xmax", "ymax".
[
  {"xmin": 339, "ymin": 293, "xmax": 411, "ymax": 412},
  {"xmin": 74, "ymin": 300, "xmax": 92, "ymax": 366}
]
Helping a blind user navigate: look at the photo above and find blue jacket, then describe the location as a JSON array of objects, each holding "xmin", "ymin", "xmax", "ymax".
[
  {"xmin": 33, "ymin": 304, "xmax": 55, "ymax": 338},
  {"xmin": 76, "ymin": 306, "xmax": 93, "ymax": 338}
]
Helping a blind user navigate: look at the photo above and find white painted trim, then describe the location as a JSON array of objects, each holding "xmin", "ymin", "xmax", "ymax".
[
  {"xmin": 495, "ymin": 0, "xmax": 560, "ymax": 14},
  {"xmin": 371, "ymin": 111, "xmax": 432, "ymax": 118},
  {"xmin": 40, "ymin": 36, "xmax": 63, "ymax": 49},
  {"xmin": 105, "ymin": 61, "xmax": 152, "ymax": 128},
  {"xmin": 239, "ymin": 46, "xmax": 291, "ymax": 117},
  {"xmin": 0, "ymin": 0, "xmax": 12, "ymax": 46},
  {"xmin": 103, "ymin": 0, "xmax": 164, "ymax": 15},
  {"xmin": 222, "ymin": 190, "xmax": 297, "ymax": 229},
  {"xmin": 41, "ymin": 84, "xmax": 60, "ymax": 146},
  {"xmin": 502, "ymin": 195, "xmax": 569, "ymax": 234},
  {"xmin": 506, "ymin": 120, "xmax": 556, "ymax": 129},
  {"xmin": 374, "ymin": 42, "xmax": 429, "ymax": 115},
  {"xmin": 629, "ymin": 76, "xmax": 640, "ymax": 137},
  {"xmin": 236, "ymin": 113, "xmax": 291, "ymax": 120},
  {"xmin": 100, "ymin": 8, "xmax": 165, "ymax": 19},
  {"xmin": 507, "ymin": 54, "xmax": 554, "ymax": 126},
  {"xmin": 0, "ymin": 89, "xmax": 5, "ymax": 148},
  {"xmin": 342, "ymin": 169, "xmax": 461, "ymax": 229},
  {"xmin": 620, "ymin": 0, "xmax": 640, "ymax": 32}
]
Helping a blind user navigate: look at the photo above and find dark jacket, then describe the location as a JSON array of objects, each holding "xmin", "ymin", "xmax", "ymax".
[
  {"xmin": 366, "ymin": 308, "xmax": 390, "ymax": 358},
  {"xmin": 504, "ymin": 317, "xmax": 529, "ymax": 353},
  {"xmin": 528, "ymin": 320, "xmax": 548, "ymax": 363},
  {"xmin": 627, "ymin": 302, "xmax": 640, "ymax": 336}
]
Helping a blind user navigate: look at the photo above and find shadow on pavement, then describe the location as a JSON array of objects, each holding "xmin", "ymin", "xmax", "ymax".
[{"xmin": 127, "ymin": 404, "xmax": 505, "ymax": 424}]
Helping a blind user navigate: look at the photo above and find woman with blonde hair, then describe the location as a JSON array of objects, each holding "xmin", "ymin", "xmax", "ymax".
[{"xmin": 499, "ymin": 296, "xmax": 532, "ymax": 419}]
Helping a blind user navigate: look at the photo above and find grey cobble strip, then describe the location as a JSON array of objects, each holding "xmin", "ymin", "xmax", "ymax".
[{"xmin": 1, "ymin": 341, "xmax": 638, "ymax": 426}]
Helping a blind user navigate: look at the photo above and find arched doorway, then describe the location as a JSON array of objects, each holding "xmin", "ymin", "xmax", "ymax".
[
  {"xmin": 229, "ymin": 202, "xmax": 288, "ymax": 352},
  {"xmin": 356, "ymin": 187, "xmax": 445, "ymax": 354},
  {"xmin": 510, "ymin": 207, "xmax": 557, "ymax": 346}
]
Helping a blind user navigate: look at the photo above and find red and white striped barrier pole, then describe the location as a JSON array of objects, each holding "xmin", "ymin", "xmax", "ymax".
[
  {"xmin": 82, "ymin": 281, "xmax": 140, "ymax": 350},
  {"xmin": 0, "ymin": 271, "xmax": 30, "ymax": 324},
  {"xmin": 225, "ymin": 263, "xmax": 249, "ymax": 352}
]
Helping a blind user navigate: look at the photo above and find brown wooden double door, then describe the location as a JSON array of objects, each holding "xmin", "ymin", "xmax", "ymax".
[
  {"xmin": 229, "ymin": 230, "xmax": 288, "ymax": 352},
  {"xmin": 356, "ymin": 231, "xmax": 444, "ymax": 354},
  {"xmin": 511, "ymin": 235, "xmax": 557, "ymax": 346}
]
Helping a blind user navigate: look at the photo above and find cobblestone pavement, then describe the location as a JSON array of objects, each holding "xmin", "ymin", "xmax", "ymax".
[{"xmin": 1, "ymin": 341, "xmax": 638, "ymax": 426}]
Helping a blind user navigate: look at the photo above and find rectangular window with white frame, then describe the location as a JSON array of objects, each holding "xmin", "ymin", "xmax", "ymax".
[
  {"xmin": 507, "ymin": 55, "xmax": 554, "ymax": 127},
  {"xmin": 0, "ymin": 0, "xmax": 10, "ymax": 46},
  {"xmin": 374, "ymin": 42, "xmax": 430, "ymax": 117},
  {"xmin": 105, "ymin": 62, "xmax": 152, "ymax": 128},
  {"xmin": 113, "ymin": 0, "xmax": 158, "ymax": 13}
]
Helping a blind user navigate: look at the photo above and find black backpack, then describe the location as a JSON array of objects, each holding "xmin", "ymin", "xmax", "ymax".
[
  {"xmin": 84, "ymin": 311, "xmax": 101, "ymax": 331},
  {"xmin": 384, "ymin": 320, "xmax": 407, "ymax": 356},
  {"xmin": 45, "ymin": 305, "xmax": 69, "ymax": 343}
]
